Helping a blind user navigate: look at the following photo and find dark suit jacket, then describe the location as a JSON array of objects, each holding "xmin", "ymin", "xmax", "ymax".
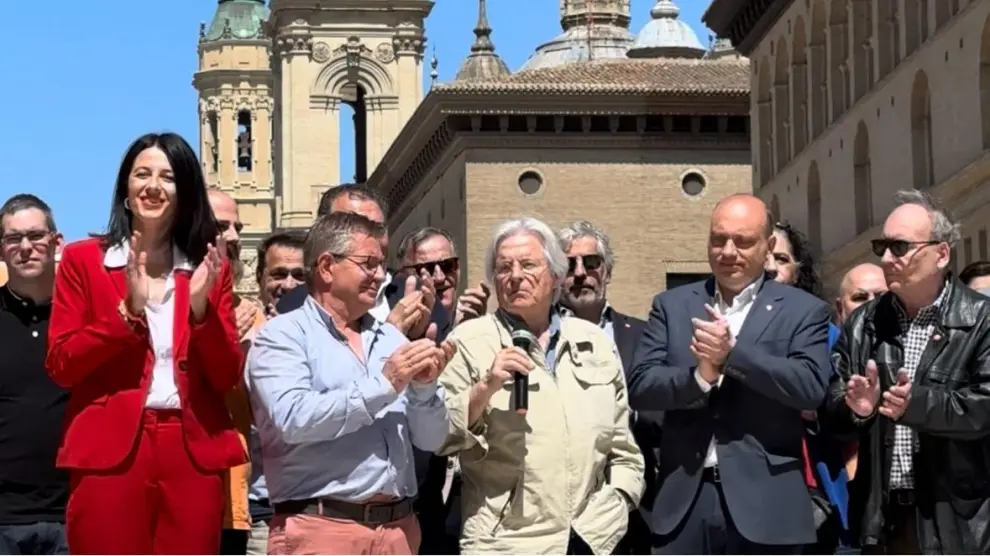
[{"xmin": 627, "ymin": 275, "xmax": 832, "ymax": 546}]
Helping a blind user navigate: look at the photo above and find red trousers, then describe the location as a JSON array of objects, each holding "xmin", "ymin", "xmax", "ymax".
[{"xmin": 65, "ymin": 410, "xmax": 224, "ymax": 554}]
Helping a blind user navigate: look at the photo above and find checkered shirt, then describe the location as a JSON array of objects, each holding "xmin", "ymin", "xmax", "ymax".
[{"xmin": 888, "ymin": 285, "xmax": 948, "ymax": 490}]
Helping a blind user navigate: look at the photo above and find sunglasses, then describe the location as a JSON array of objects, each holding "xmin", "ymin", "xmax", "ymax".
[
  {"xmin": 405, "ymin": 257, "xmax": 459, "ymax": 276},
  {"xmin": 567, "ymin": 254, "xmax": 604, "ymax": 274},
  {"xmin": 870, "ymin": 238, "xmax": 940, "ymax": 258}
]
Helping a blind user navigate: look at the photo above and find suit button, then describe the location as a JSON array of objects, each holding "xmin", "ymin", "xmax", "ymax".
[
  {"xmin": 695, "ymin": 452, "xmax": 702, "ymax": 459},
  {"xmin": 178, "ymin": 361, "xmax": 188, "ymax": 372}
]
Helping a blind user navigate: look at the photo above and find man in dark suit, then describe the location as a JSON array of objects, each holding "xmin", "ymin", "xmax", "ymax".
[
  {"xmin": 628, "ymin": 194, "xmax": 832, "ymax": 554},
  {"xmin": 556, "ymin": 220, "xmax": 652, "ymax": 554}
]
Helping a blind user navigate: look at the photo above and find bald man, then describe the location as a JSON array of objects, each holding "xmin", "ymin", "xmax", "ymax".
[
  {"xmin": 629, "ymin": 194, "xmax": 832, "ymax": 554},
  {"xmin": 835, "ymin": 263, "xmax": 887, "ymax": 323}
]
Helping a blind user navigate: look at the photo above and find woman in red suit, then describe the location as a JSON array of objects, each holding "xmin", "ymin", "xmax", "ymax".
[{"xmin": 46, "ymin": 132, "xmax": 247, "ymax": 554}]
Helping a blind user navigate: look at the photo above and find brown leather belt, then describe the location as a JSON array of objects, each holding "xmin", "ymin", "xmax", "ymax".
[{"xmin": 273, "ymin": 497, "xmax": 415, "ymax": 525}]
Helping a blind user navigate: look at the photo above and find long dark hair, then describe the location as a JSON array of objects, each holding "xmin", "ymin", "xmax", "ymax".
[
  {"xmin": 774, "ymin": 221, "xmax": 823, "ymax": 299},
  {"xmin": 101, "ymin": 133, "xmax": 217, "ymax": 265}
]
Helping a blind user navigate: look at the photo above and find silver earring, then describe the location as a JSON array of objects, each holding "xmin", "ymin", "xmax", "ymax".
[{"xmin": 124, "ymin": 198, "xmax": 131, "ymax": 211}]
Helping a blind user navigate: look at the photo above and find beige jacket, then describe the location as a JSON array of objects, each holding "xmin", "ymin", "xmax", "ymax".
[{"xmin": 439, "ymin": 313, "xmax": 645, "ymax": 554}]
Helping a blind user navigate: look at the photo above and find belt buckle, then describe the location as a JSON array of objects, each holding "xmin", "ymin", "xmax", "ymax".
[
  {"xmin": 364, "ymin": 502, "xmax": 393, "ymax": 524},
  {"xmin": 893, "ymin": 489, "xmax": 915, "ymax": 506}
]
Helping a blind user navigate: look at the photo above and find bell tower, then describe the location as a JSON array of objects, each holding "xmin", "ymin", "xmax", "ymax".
[
  {"xmin": 269, "ymin": 0, "xmax": 434, "ymax": 228},
  {"xmin": 193, "ymin": 0, "xmax": 274, "ymax": 295}
]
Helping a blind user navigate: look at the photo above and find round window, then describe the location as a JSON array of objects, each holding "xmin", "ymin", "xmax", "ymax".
[
  {"xmin": 681, "ymin": 172, "xmax": 707, "ymax": 197},
  {"xmin": 517, "ymin": 170, "xmax": 544, "ymax": 195}
]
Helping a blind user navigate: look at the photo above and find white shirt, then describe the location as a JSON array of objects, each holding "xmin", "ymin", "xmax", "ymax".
[
  {"xmin": 104, "ymin": 241, "xmax": 194, "ymax": 409},
  {"xmin": 694, "ymin": 275, "xmax": 763, "ymax": 467},
  {"xmin": 368, "ymin": 271, "xmax": 393, "ymax": 323}
]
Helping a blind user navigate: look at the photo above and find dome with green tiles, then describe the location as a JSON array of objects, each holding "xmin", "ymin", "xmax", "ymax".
[{"xmin": 202, "ymin": 0, "xmax": 269, "ymax": 42}]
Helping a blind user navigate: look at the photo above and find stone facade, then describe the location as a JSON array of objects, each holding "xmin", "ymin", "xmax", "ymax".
[
  {"xmin": 705, "ymin": 0, "xmax": 990, "ymax": 295},
  {"xmin": 369, "ymin": 59, "xmax": 753, "ymax": 319}
]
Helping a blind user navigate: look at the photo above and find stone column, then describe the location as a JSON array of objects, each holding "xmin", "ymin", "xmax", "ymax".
[
  {"xmin": 275, "ymin": 29, "xmax": 312, "ymax": 228},
  {"xmin": 218, "ymin": 97, "xmax": 237, "ymax": 190}
]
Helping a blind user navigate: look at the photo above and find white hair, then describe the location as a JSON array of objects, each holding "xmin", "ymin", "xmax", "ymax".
[
  {"xmin": 892, "ymin": 189, "xmax": 961, "ymax": 247},
  {"xmin": 485, "ymin": 218, "xmax": 569, "ymax": 302}
]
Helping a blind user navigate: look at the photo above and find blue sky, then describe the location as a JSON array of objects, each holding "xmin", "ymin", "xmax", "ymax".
[{"xmin": 0, "ymin": 0, "xmax": 710, "ymax": 241}]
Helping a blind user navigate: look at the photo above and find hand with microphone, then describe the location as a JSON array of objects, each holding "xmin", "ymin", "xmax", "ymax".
[
  {"xmin": 484, "ymin": 336, "xmax": 536, "ymax": 416},
  {"xmin": 510, "ymin": 329, "xmax": 537, "ymax": 415}
]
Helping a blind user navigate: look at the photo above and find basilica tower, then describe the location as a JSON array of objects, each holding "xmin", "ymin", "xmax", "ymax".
[
  {"xmin": 269, "ymin": 0, "xmax": 434, "ymax": 229},
  {"xmin": 193, "ymin": 0, "xmax": 275, "ymax": 294}
]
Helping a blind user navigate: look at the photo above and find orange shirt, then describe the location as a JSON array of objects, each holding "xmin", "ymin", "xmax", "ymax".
[{"xmin": 223, "ymin": 307, "xmax": 266, "ymax": 530}]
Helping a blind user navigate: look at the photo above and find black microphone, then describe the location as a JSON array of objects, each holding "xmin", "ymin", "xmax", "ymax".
[{"xmin": 510, "ymin": 329, "xmax": 536, "ymax": 416}]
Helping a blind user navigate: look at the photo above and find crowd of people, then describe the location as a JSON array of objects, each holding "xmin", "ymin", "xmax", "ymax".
[{"xmin": 1, "ymin": 130, "xmax": 989, "ymax": 555}]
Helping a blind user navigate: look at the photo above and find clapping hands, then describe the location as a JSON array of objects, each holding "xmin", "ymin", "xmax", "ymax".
[
  {"xmin": 190, "ymin": 233, "xmax": 225, "ymax": 322},
  {"xmin": 844, "ymin": 359, "xmax": 912, "ymax": 420},
  {"xmin": 690, "ymin": 304, "xmax": 734, "ymax": 383}
]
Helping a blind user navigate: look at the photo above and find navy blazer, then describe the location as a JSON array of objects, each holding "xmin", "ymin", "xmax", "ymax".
[{"xmin": 627, "ymin": 274, "xmax": 832, "ymax": 547}]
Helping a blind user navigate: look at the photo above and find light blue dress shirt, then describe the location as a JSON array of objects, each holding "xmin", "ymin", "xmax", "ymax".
[{"xmin": 247, "ymin": 296, "xmax": 450, "ymax": 504}]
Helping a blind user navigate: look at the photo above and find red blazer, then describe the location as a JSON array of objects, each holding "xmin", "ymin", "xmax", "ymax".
[{"xmin": 46, "ymin": 238, "xmax": 247, "ymax": 473}]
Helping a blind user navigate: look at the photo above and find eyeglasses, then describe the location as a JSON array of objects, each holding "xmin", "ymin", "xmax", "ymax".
[
  {"xmin": 870, "ymin": 238, "xmax": 940, "ymax": 258},
  {"xmin": 332, "ymin": 253, "xmax": 385, "ymax": 274},
  {"xmin": 404, "ymin": 257, "xmax": 458, "ymax": 276},
  {"xmin": 494, "ymin": 259, "xmax": 545, "ymax": 278},
  {"xmin": 1, "ymin": 230, "xmax": 53, "ymax": 248},
  {"xmin": 567, "ymin": 254, "xmax": 604, "ymax": 274}
]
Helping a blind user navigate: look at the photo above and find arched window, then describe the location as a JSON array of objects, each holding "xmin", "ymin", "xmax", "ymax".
[
  {"xmin": 910, "ymin": 71, "xmax": 934, "ymax": 189},
  {"xmin": 792, "ymin": 19, "xmax": 809, "ymax": 155},
  {"xmin": 828, "ymin": 0, "xmax": 850, "ymax": 120},
  {"xmin": 757, "ymin": 57, "xmax": 774, "ymax": 186},
  {"xmin": 809, "ymin": 1, "xmax": 828, "ymax": 138},
  {"xmin": 851, "ymin": 0, "xmax": 874, "ymax": 101},
  {"xmin": 853, "ymin": 121, "xmax": 873, "ymax": 234},
  {"xmin": 774, "ymin": 37, "xmax": 792, "ymax": 170}
]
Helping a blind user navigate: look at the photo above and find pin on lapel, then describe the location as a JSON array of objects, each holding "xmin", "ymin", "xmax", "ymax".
[
  {"xmin": 932, "ymin": 333, "xmax": 942, "ymax": 341},
  {"xmin": 766, "ymin": 304, "xmax": 773, "ymax": 311}
]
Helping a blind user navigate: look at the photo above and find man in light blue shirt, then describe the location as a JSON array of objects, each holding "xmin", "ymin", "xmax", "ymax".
[{"xmin": 247, "ymin": 211, "xmax": 454, "ymax": 555}]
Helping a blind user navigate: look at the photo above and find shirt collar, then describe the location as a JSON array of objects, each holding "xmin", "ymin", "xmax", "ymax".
[
  {"xmin": 714, "ymin": 274, "xmax": 764, "ymax": 311},
  {"xmin": 557, "ymin": 302, "xmax": 613, "ymax": 329},
  {"xmin": 893, "ymin": 278, "xmax": 949, "ymax": 322},
  {"xmin": 305, "ymin": 295, "xmax": 383, "ymax": 341},
  {"xmin": 104, "ymin": 240, "xmax": 194, "ymax": 271}
]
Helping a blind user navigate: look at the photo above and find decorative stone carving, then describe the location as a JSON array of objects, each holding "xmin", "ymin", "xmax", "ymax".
[
  {"xmin": 275, "ymin": 35, "xmax": 313, "ymax": 56},
  {"xmin": 392, "ymin": 35, "xmax": 427, "ymax": 56},
  {"xmin": 333, "ymin": 36, "xmax": 371, "ymax": 69},
  {"xmin": 311, "ymin": 41, "xmax": 331, "ymax": 63},
  {"xmin": 374, "ymin": 42, "xmax": 395, "ymax": 64},
  {"xmin": 219, "ymin": 96, "xmax": 236, "ymax": 111}
]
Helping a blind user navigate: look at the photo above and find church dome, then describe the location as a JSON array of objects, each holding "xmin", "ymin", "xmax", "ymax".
[
  {"xmin": 627, "ymin": 0, "xmax": 706, "ymax": 59},
  {"xmin": 520, "ymin": 0, "xmax": 634, "ymax": 72},
  {"xmin": 202, "ymin": 0, "xmax": 269, "ymax": 42}
]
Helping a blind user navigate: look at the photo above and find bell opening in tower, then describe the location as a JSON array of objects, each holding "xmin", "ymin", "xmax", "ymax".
[
  {"xmin": 236, "ymin": 110, "xmax": 253, "ymax": 173},
  {"xmin": 339, "ymin": 84, "xmax": 368, "ymax": 184}
]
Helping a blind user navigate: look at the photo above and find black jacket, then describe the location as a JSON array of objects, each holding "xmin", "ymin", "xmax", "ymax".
[{"xmin": 823, "ymin": 277, "xmax": 990, "ymax": 553}]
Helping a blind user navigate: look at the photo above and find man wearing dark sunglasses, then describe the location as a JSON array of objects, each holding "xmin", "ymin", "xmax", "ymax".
[
  {"xmin": 556, "ymin": 220, "xmax": 650, "ymax": 554},
  {"xmin": 823, "ymin": 189, "xmax": 990, "ymax": 554}
]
